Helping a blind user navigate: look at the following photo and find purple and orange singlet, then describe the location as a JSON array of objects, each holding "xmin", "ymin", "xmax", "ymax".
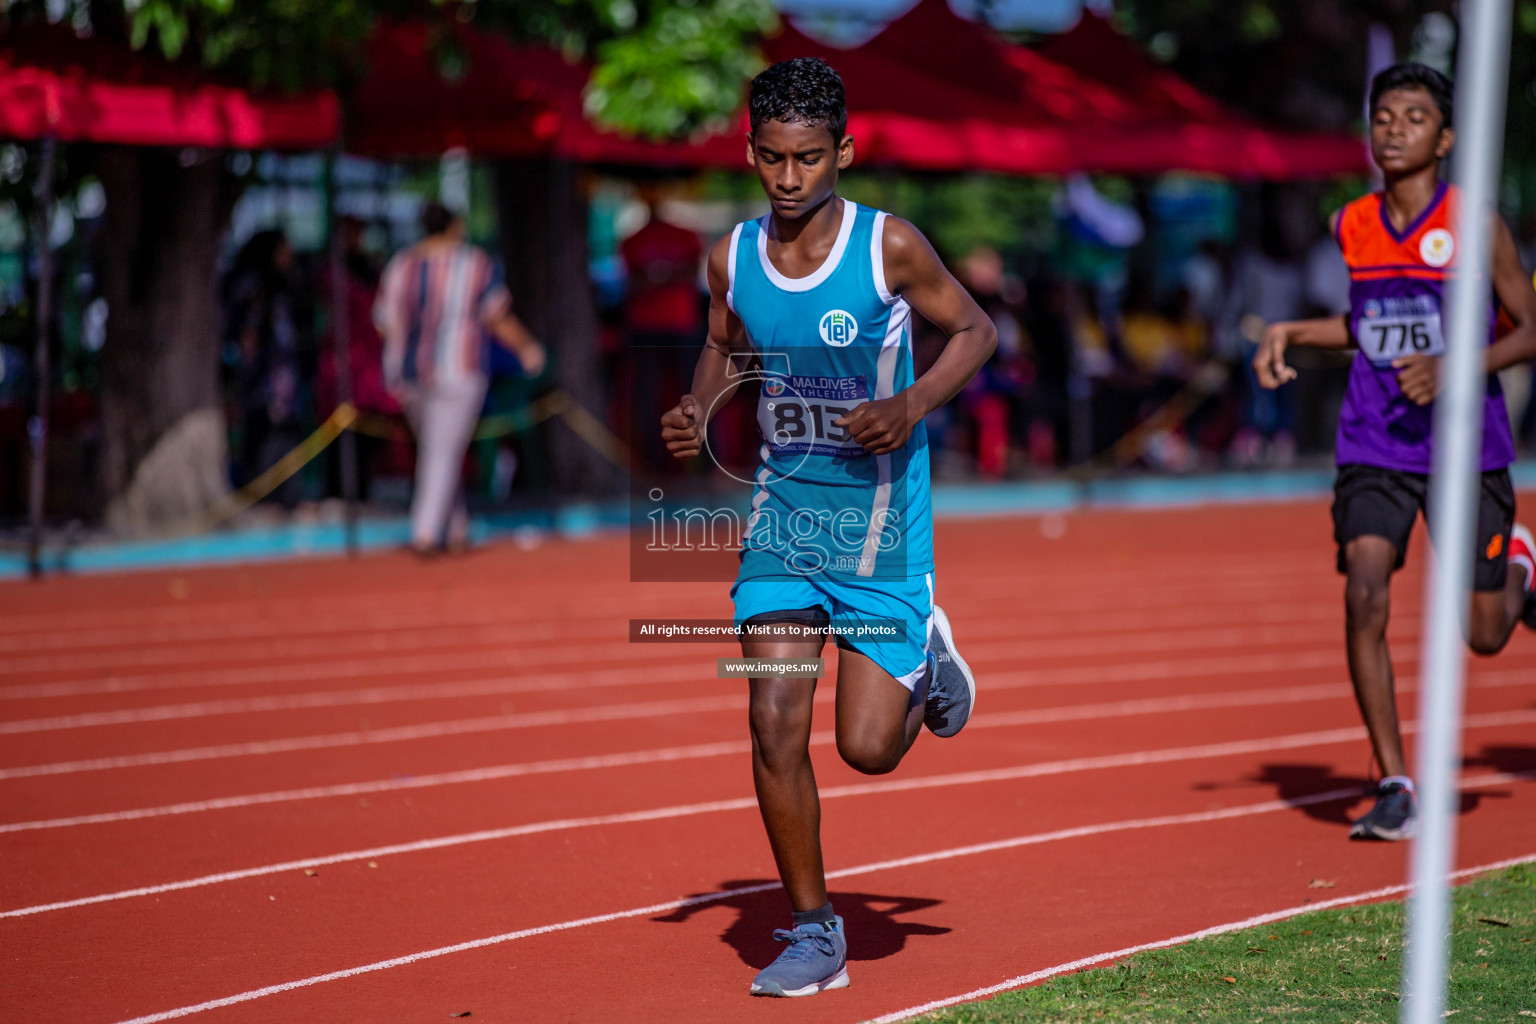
[{"xmin": 1334, "ymin": 180, "xmax": 1515, "ymax": 473}]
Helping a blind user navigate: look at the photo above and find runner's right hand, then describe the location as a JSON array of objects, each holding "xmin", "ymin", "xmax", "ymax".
[
  {"xmin": 1253, "ymin": 323, "xmax": 1298, "ymax": 389},
  {"xmin": 661, "ymin": 396, "xmax": 702, "ymax": 459}
]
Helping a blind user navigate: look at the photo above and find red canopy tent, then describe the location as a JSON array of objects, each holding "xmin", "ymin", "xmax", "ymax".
[
  {"xmin": 1032, "ymin": 9, "xmax": 1369, "ymax": 178},
  {"xmin": 344, "ymin": 1, "xmax": 1366, "ymax": 180},
  {"xmin": 349, "ymin": 17, "xmax": 1087, "ymax": 170},
  {"xmin": 1036, "ymin": 10, "xmax": 1231, "ymax": 122},
  {"xmin": 0, "ymin": 23, "xmax": 336, "ymax": 148},
  {"xmin": 0, "ymin": 7, "xmax": 1365, "ymax": 179},
  {"xmin": 860, "ymin": 0, "xmax": 1368, "ymax": 178}
]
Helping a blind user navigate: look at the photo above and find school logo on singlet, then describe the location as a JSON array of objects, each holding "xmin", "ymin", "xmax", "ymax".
[
  {"xmin": 1420, "ymin": 228, "xmax": 1454, "ymax": 268},
  {"xmin": 819, "ymin": 309, "xmax": 858, "ymax": 347}
]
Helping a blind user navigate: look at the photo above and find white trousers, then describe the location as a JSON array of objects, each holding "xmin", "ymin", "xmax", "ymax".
[{"xmin": 405, "ymin": 375, "xmax": 488, "ymax": 547}]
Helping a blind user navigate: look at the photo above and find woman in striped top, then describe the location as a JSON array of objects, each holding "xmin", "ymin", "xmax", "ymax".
[{"xmin": 375, "ymin": 202, "xmax": 546, "ymax": 554}]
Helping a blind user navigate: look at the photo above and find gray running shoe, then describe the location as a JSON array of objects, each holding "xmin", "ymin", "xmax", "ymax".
[
  {"xmin": 1349, "ymin": 782, "xmax": 1418, "ymax": 841},
  {"xmin": 748, "ymin": 917, "xmax": 849, "ymax": 997},
  {"xmin": 924, "ymin": 604, "xmax": 976, "ymax": 738}
]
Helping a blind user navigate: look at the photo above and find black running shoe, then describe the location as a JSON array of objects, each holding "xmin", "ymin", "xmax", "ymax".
[{"xmin": 1349, "ymin": 781, "xmax": 1418, "ymax": 841}]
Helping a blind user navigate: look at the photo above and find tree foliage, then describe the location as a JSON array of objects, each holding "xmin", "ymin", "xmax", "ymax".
[{"xmin": 6, "ymin": 0, "xmax": 777, "ymax": 138}]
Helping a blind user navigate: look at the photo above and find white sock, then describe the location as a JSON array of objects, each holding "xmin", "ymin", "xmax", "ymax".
[{"xmin": 1380, "ymin": 774, "xmax": 1415, "ymax": 794}]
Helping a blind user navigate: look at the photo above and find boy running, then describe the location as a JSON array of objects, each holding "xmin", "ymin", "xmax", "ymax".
[
  {"xmin": 660, "ymin": 58, "xmax": 996, "ymax": 995},
  {"xmin": 1255, "ymin": 62, "xmax": 1536, "ymax": 841}
]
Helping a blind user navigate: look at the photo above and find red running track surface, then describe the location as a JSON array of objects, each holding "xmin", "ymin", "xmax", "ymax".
[{"xmin": 2, "ymin": 498, "xmax": 1535, "ymax": 1024}]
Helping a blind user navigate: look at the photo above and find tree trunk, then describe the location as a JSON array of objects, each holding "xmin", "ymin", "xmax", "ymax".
[
  {"xmin": 494, "ymin": 158, "xmax": 616, "ymax": 496},
  {"xmin": 94, "ymin": 147, "xmax": 240, "ymax": 533}
]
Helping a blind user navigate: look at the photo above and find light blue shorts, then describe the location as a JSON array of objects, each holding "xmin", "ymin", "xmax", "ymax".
[{"xmin": 731, "ymin": 549, "xmax": 933, "ymax": 691}]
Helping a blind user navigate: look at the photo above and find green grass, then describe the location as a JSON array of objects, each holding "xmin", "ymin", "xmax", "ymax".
[{"xmin": 918, "ymin": 864, "xmax": 1536, "ymax": 1023}]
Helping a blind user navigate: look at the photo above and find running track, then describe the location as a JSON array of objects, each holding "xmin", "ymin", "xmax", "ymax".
[{"xmin": 3, "ymin": 498, "xmax": 1535, "ymax": 1024}]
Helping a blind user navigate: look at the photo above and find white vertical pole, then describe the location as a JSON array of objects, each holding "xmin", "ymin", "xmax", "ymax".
[{"xmin": 1401, "ymin": 3, "xmax": 1511, "ymax": 1023}]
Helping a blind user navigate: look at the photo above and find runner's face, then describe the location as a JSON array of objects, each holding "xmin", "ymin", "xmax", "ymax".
[
  {"xmin": 748, "ymin": 119, "xmax": 854, "ymax": 220},
  {"xmin": 1370, "ymin": 87, "xmax": 1453, "ymax": 176}
]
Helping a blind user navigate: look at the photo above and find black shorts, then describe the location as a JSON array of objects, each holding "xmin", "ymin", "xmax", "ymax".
[{"xmin": 1332, "ymin": 464, "xmax": 1516, "ymax": 591}]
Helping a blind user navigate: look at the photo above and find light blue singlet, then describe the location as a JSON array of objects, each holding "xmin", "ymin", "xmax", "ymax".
[{"xmin": 727, "ymin": 199, "xmax": 935, "ymax": 688}]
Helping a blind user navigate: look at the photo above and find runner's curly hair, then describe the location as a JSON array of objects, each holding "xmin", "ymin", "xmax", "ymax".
[
  {"xmin": 749, "ymin": 57, "xmax": 847, "ymax": 143},
  {"xmin": 1370, "ymin": 62, "xmax": 1453, "ymax": 129}
]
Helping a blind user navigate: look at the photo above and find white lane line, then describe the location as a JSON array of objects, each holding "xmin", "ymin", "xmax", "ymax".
[
  {"xmin": 0, "ymin": 626, "xmax": 709, "ymax": 681},
  {"xmin": 0, "ymin": 695, "xmax": 749, "ymax": 780},
  {"xmin": 0, "ymin": 599, "xmax": 698, "ymax": 654},
  {"xmin": 0, "ymin": 667, "xmax": 720, "ymax": 735},
  {"xmin": 10, "ymin": 714, "xmax": 1534, "ymax": 920},
  {"xmin": 0, "ymin": 587, "xmax": 1323, "ymax": 676},
  {"xmin": 103, "ymin": 780, "xmax": 1535, "ymax": 1024},
  {"xmin": 0, "ymin": 591, "xmax": 1347, "ymax": 656},
  {"xmin": 863, "ymin": 851, "xmax": 1536, "ymax": 1024},
  {"xmin": 0, "ymin": 618, "xmax": 1472, "ymax": 737},
  {"xmin": 0, "ymin": 740, "xmax": 755, "ymax": 833},
  {"xmin": 0, "ymin": 680, "xmax": 1405, "ymax": 831},
  {"xmin": 0, "ymin": 558, "xmax": 1329, "ymax": 643},
  {"xmin": 6, "ymin": 655, "xmax": 1531, "ymax": 783},
  {"xmin": 0, "ymin": 577, "xmax": 1357, "ymax": 687},
  {"xmin": 0, "ymin": 571, "xmax": 1413, "ymax": 704},
  {"xmin": 0, "ymin": 621, "xmax": 1403, "ymax": 732}
]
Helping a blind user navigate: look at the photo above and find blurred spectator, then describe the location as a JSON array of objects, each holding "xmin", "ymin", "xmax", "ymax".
[
  {"xmin": 957, "ymin": 246, "xmax": 1029, "ymax": 477},
  {"xmin": 1182, "ymin": 239, "xmax": 1228, "ymax": 328},
  {"xmin": 375, "ymin": 202, "xmax": 544, "ymax": 555},
  {"xmin": 1303, "ymin": 233, "xmax": 1351, "ymax": 318},
  {"xmin": 317, "ymin": 216, "xmax": 393, "ymax": 502},
  {"xmin": 1220, "ymin": 235, "xmax": 1304, "ymax": 467},
  {"xmin": 621, "ymin": 183, "xmax": 703, "ymax": 474},
  {"xmin": 222, "ymin": 229, "xmax": 307, "ymax": 507},
  {"xmin": 1020, "ymin": 271, "xmax": 1075, "ymax": 468}
]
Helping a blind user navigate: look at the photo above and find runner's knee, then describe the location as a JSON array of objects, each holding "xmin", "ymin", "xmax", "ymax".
[
  {"xmin": 1344, "ymin": 577, "xmax": 1390, "ymax": 634},
  {"xmin": 1465, "ymin": 599, "xmax": 1511, "ymax": 656},
  {"xmin": 749, "ymin": 686, "xmax": 812, "ymax": 766},
  {"xmin": 1466, "ymin": 626, "xmax": 1506, "ymax": 656},
  {"xmin": 836, "ymin": 726, "xmax": 902, "ymax": 776}
]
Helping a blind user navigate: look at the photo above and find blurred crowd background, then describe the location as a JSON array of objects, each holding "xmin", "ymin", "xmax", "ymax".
[{"xmin": 4, "ymin": 0, "xmax": 1536, "ymax": 543}]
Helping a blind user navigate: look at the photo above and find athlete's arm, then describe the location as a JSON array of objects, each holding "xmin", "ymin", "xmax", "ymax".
[
  {"xmin": 1487, "ymin": 215, "xmax": 1536, "ymax": 371},
  {"xmin": 661, "ymin": 234, "xmax": 749, "ymax": 459},
  {"xmin": 1392, "ymin": 211, "xmax": 1536, "ymax": 405},
  {"xmin": 834, "ymin": 217, "xmax": 997, "ymax": 455},
  {"xmin": 1253, "ymin": 211, "xmax": 1353, "ymax": 389},
  {"xmin": 1253, "ymin": 316, "xmax": 1352, "ymax": 388}
]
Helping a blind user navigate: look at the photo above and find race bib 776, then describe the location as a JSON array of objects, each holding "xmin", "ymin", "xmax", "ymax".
[{"xmin": 1355, "ymin": 297, "xmax": 1446, "ymax": 365}]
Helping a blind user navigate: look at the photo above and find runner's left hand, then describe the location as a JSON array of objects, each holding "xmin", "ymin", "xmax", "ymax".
[
  {"xmin": 834, "ymin": 397, "xmax": 920, "ymax": 455},
  {"xmin": 1391, "ymin": 354, "xmax": 1440, "ymax": 406}
]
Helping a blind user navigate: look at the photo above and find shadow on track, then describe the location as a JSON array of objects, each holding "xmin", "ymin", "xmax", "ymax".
[
  {"xmin": 1227, "ymin": 742, "xmax": 1536, "ymax": 829},
  {"xmin": 654, "ymin": 882, "xmax": 950, "ymax": 967}
]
